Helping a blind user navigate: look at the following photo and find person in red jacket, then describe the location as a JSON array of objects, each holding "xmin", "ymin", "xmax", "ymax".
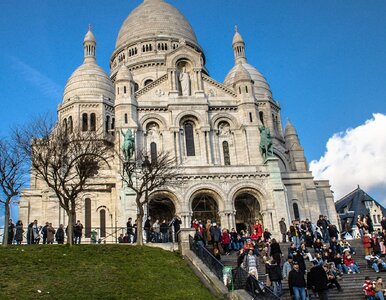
[
  {"xmin": 344, "ymin": 254, "xmax": 360, "ymax": 273},
  {"xmin": 251, "ymin": 229, "xmax": 259, "ymax": 242},
  {"xmin": 253, "ymin": 219, "xmax": 263, "ymax": 240},
  {"xmin": 363, "ymin": 276, "xmax": 376, "ymax": 300},
  {"xmin": 221, "ymin": 228, "xmax": 231, "ymax": 255},
  {"xmin": 363, "ymin": 233, "xmax": 373, "ymax": 256}
]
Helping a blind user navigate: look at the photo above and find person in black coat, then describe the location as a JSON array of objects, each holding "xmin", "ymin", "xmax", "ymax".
[
  {"xmin": 269, "ymin": 239, "xmax": 282, "ymax": 264},
  {"xmin": 266, "ymin": 259, "xmax": 283, "ymax": 297},
  {"xmin": 308, "ymin": 261, "xmax": 329, "ymax": 300},
  {"xmin": 55, "ymin": 224, "xmax": 65, "ymax": 244},
  {"xmin": 288, "ymin": 261, "xmax": 307, "ymax": 299},
  {"xmin": 293, "ymin": 250, "xmax": 306, "ymax": 273}
]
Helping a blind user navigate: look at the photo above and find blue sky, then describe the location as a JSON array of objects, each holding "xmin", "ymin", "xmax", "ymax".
[{"xmin": 0, "ymin": 0, "xmax": 386, "ymax": 209}]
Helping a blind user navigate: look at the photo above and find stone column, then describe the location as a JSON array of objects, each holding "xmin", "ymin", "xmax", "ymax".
[{"xmin": 178, "ymin": 228, "xmax": 195, "ymax": 255}]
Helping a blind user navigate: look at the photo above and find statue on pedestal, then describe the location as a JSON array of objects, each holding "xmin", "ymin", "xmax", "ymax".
[
  {"xmin": 121, "ymin": 128, "xmax": 135, "ymax": 162},
  {"xmin": 259, "ymin": 125, "xmax": 274, "ymax": 159},
  {"xmin": 179, "ymin": 67, "xmax": 190, "ymax": 96}
]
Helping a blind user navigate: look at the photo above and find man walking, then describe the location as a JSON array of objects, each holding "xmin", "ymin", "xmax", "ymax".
[
  {"xmin": 73, "ymin": 220, "xmax": 83, "ymax": 244},
  {"xmin": 279, "ymin": 218, "xmax": 287, "ymax": 243},
  {"xmin": 288, "ymin": 261, "xmax": 307, "ymax": 300}
]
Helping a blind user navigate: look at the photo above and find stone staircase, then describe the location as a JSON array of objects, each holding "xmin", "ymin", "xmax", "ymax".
[{"xmin": 221, "ymin": 239, "xmax": 386, "ymax": 299}]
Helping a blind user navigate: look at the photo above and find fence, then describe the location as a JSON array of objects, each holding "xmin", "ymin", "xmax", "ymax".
[
  {"xmin": 188, "ymin": 235, "xmax": 279, "ymax": 299},
  {"xmin": 0, "ymin": 226, "xmax": 175, "ymax": 245}
]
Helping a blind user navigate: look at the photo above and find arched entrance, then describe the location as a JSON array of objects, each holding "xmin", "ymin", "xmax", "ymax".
[
  {"xmin": 148, "ymin": 194, "xmax": 176, "ymax": 223},
  {"xmin": 191, "ymin": 193, "xmax": 219, "ymax": 223},
  {"xmin": 234, "ymin": 193, "xmax": 262, "ymax": 233}
]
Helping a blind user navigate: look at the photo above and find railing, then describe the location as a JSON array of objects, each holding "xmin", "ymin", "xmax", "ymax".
[
  {"xmin": 188, "ymin": 235, "xmax": 224, "ymax": 281},
  {"xmin": 0, "ymin": 226, "xmax": 174, "ymax": 245},
  {"xmin": 188, "ymin": 235, "xmax": 279, "ymax": 299}
]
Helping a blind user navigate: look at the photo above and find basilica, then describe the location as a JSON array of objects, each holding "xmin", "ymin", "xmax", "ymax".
[{"xmin": 19, "ymin": 0, "xmax": 338, "ymax": 239}]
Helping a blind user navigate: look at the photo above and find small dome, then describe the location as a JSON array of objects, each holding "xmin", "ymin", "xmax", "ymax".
[
  {"xmin": 84, "ymin": 26, "xmax": 96, "ymax": 43},
  {"xmin": 233, "ymin": 63, "xmax": 252, "ymax": 83},
  {"xmin": 224, "ymin": 62, "xmax": 272, "ymax": 97},
  {"xmin": 116, "ymin": 64, "xmax": 133, "ymax": 82},
  {"xmin": 232, "ymin": 31, "xmax": 244, "ymax": 45},
  {"xmin": 63, "ymin": 62, "xmax": 114, "ymax": 101},
  {"xmin": 115, "ymin": 0, "xmax": 199, "ymax": 51}
]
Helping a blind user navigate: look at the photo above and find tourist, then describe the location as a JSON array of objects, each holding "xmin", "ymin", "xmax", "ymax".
[
  {"xmin": 333, "ymin": 252, "xmax": 348, "ymax": 274},
  {"xmin": 7, "ymin": 219, "xmax": 15, "ymax": 245},
  {"xmin": 14, "ymin": 220, "xmax": 24, "ymax": 245},
  {"xmin": 171, "ymin": 215, "xmax": 181, "ymax": 242},
  {"xmin": 343, "ymin": 253, "xmax": 360, "ymax": 274},
  {"xmin": 324, "ymin": 263, "xmax": 342, "ymax": 292},
  {"xmin": 263, "ymin": 228, "xmax": 272, "ymax": 242},
  {"xmin": 363, "ymin": 276, "xmax": 376, "ymax": 300},
  {"xmin": 253, "ymin": 219, "xmax": 263, "ymax": 240},
  {"xmin": 210, "ymin": 222, "xmax": 221, "ymax": 249},
  {"xmin": 375, "ymin": 277, "xmax": 386, "ymax": 300},
  {"xmin": 363, "ymin": 233, "xmax": 373, "ymax": 256},
  {"xmin": 269, "ymin": 238, "xmax": 282, "ymax": 264},
  {"xmin": 152, "ymin": 219, "xmax": 160, "ymax": 242},
  {"xmin": 118, "ymin": 234, "xmax": 124, "ymax": 243},
  {"xmin": 299, "ymin": 242, "xmax": 314, "ymax": 262},
  {"xmin": 243, "ymin": 249, "xmax": 258, "ymax": 279},
  {"xmin": 289, "ymin": 221, "xmax": 300, "ymax": 249},
  {"xmin": 213, "ymin": 246, "xmax": 221, "ymax": 261},
  {"xmin": 123, "ymin": 233, "xmax": 129, "ymax": 243},
  {"xmin": 194, "ymin": 227, "xmax": 205, "ymax": 257},
  {"xmin": 282, "ymin": 256, "xmax": 293, "ymax": 281},
  {"xmin": 288, "ymin": 261, "xmax": 307, "ymax": 300},
  {"xmin": 32, "ymin": 219, "xmax": 41, "ymax": 244},
  {"xmin": 204, "ymin": 219, "xmax": 212, "ymax": 245},
  {"xmin": 266, "ymin": 259, "xmax": 282, "ymax": 297},
  {"xmin": 308, "ymin": 261, "xmax": 329, "ymax": 300},
  {"xmin": 41, "ymin": 222, "xmax": 49, "ymax": 244},
  {"xmin": 221, "ymin": 229, "xmax": 231, "ymax": 255},
  {"xmin": 160, "ymin": 220, "xmax": 169, "ymax": 243},
  {"xmin": 279, "ymin": 218, "xmax": 287, "ymax": 243},
  {"xmin": 365, "ymin": 252, "xmax": 386, "ymax": 273},
  {"xmin": 144, "ymin": 216, "xmax": 152, "ymax": 243},
  {"xmin": 126, "ymin": 217, "xmax": 134, "ymax": 243},
  {"xmin": 74, "ymin": 220, "xmax": 83, "ymax": 244},
  {"xmin": 55, "ymin": 224, "xmax": 65, "ymax": 244},
  {"xmin": 26, "ymin": 222, "xmax": 33, "ymax": 244},
  {"xmin": 46, "ymin": 223, "xmax": 56, "ymax": 244}
]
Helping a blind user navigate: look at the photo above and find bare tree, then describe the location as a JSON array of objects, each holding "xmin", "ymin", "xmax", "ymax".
[
  {"xmin": 120, "ymin": 152, "xmax": 179, "ymax": 245},
  {"xmin": 0, "ymin": 139, "xmax": 25, "ymax": 246},
  {"xmin": 16, "ymin": 117, "xmax": 112, "ymax": 245}
]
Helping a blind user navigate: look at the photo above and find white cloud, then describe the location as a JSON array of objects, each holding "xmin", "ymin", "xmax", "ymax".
[{"xmin": 310, "ymin": 113, "xmax": 386, "ymax": 204}]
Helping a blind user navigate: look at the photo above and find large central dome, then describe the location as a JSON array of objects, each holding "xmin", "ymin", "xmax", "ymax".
[{"xmin": 115, "ymin": 0, "xmax": 199, "ymax": 51}]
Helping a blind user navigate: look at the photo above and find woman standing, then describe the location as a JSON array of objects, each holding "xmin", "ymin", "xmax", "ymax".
[{"xmin": 15, "ymin": 220, "xmax": 24, "ymax": 245}]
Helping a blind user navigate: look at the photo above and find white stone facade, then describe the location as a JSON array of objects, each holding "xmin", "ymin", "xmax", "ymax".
[{"xmin": 19, "ymin": 0, "xmax": 339, "ymax": 240}]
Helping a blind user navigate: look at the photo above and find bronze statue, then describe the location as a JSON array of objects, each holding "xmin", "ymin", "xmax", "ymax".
[
  {"xmin": 121, "ymin": 128, "xmax": 135, "ymax": 161},
  {"xmin": 259, "ymin": 125, "xmax": 274, "ymax": 159}
]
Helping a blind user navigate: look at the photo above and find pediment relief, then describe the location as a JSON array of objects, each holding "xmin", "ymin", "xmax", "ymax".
[{"xmin": 202, "ymin": 75, "xmax": 237, "ymax": 99}]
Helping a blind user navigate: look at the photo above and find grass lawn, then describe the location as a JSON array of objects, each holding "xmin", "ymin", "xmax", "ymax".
[{"xmin": 0, "ymin": 245, "xmax": 220, "ymax": 300}]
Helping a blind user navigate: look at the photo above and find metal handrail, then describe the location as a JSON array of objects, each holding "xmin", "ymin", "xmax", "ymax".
[{"xmin": 189, "ymin": 235, "xmax": 224, "ymax": 281}]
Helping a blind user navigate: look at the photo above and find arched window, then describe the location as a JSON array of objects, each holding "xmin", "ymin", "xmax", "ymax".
[
  {"xmin": 239, "ymin": 86, "xmax": 241, "ymax": 94},
  {"xmin": 62, "ymin": 118, "xmax": 67, "ymax": 135},
  {"xmin": 68, "ymin": 116, "xmax": 73, "ymax": 134},
  {"xmin": 144, "ymin": 79, "xmax": 153, "ymax": 86},
  {"xmin": 259, "ymin": 111, "xmax": 264, "ymax": 125},
  {"xmin": 124, "ymin": 113, "xmax": 128, "ymax": 124},
  {"xmin": 85, "ymin": 198, "xmax": 91, "ymax": 238},
  {"xmin": 222, "ymin": 141, "xmax": 231, "ymax": 165},
  {"xmin": 150, "ymin": 142, "xmax": 157, "ymax": 164},
  {"xmin": 184, "ymin": 122, "xmax": 195, "ymax": 156},
  {"xmin": 293, "ymin": 203, "xmax": 300, "ymax": 220},
  {"xmin": 245, "ymin": 86, "xmax": 248, "ymax": 93},
  {"xmin": 90, "ymin": 113, "xmax": 96, "ymax": 131},
  {"xmin": 82, "ymin": 113, "xmax": 88, "ymax": 131},
  {"xmin": 111, "ymin": 118, "xmax": 115, "ymax": 131},
  {"xmin": 124, "ymin": 86, "xmax": 127, "ymax": 94},
  {"xmin": 134, "ymin": 82, "xmax": 139, "ymax": 92},
  {"xmin": 105, "ymin": 116, "xmax": 110, "ymax": 133},
  {"xmin": 100, "ymin": 209, "xmax": 106, "ymax": 238}
]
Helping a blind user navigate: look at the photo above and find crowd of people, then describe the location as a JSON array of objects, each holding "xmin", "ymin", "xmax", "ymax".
[
  {"xmin": 192, "ymin": 214, "xmax": 386, "ymax": 299},
  {"xmin": 5, "ymin": 218, "xmax": 84, "ymax": 245}
]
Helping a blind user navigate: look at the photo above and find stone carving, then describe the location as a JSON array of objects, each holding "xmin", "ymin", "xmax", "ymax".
[
  {"xmin": 258, "ymin": 125, "xmax": 274, "ymax": 159},
  {"xmin": 121, "ymin": 128, "xmax": 135, "ymax": 161},
  {"xmin": 179, "ymin": 38, "xmax": 186, "ymax": 46},
  {"xmin": 219, "ymin": 122, "xmax": 231, "ymax": 136},
  {"xmin": 155, "ymin": 88, "xmax": 164, "ymax": 97},
  {"xmin": 147, "ymin": 123, "xmax": 159, "ymax": 138},
  {"xmin": 208, "ymin": 89, "xmax": 216, "ymax": 97},
  {"xmin": 179, "ymin": 67, "xmax": 190, "ymax": 96}
]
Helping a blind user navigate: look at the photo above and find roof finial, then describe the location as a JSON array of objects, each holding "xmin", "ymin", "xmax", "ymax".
[
  {"xmin": 88, "ymin": 24, "xmax": 92, "ymax": 31},
  {"xmin": 234, "ymin": 25, "xmax": 238, "ymax": 33}
]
